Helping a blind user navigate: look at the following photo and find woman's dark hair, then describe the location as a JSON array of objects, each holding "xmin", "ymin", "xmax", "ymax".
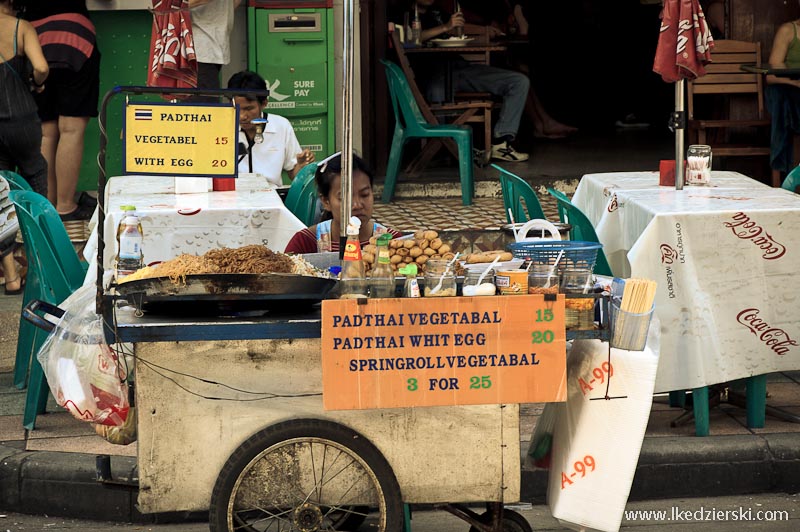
[
  {"xmin": 315, "ymin": 152, "xmax": 374, "ymax": 198},
  {"xmin": 226, "ymin": 70, "xmax": 268, "ymax": 104},
  {"xmin": 315, "ymin": 152, "xmax": 374, "ymax": 222}
]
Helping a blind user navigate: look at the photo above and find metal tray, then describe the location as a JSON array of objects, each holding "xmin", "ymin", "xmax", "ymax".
[{"xmin": 115, "ymin": 273, "xmax": 337, "ymax": 315}]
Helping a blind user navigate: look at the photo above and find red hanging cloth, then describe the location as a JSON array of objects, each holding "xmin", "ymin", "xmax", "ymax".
[
  {"xmin": 653, "ymin": 0, "xmax": 714, "ymax": 83},
  {"xmin": 147, "ymin": 0, "xmax": 197, "ymax": 96}
]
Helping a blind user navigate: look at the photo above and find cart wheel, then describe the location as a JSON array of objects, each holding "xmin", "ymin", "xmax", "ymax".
[
  {"xmin": 327, "ymin": 506, "xmax": 369, "ymax": 530},
  {"xmin": 209, "ymin": 418, "xmax": 404, "ymax": 532},
  {"xmin": 468, "ymin": 509, "xmax": 533, "ymax": 532}
]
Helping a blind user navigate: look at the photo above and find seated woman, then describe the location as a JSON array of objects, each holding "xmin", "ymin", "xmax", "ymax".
[
  {"xmin": 284, "ymin": 152, "xmax": 402, "ymax": 254},
  {"xmin": 765, "ymin": 14, "xmax": 800, "ymax": 176}
]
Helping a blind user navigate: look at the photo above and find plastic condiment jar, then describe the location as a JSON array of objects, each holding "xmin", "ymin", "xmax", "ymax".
[
  {"xmin": 424, "ymin": 259, "xmax": 456, "ymax": 297},
  {"xmin": 462, "ymin": 268, "xmax": 496, "ymax": 296}
]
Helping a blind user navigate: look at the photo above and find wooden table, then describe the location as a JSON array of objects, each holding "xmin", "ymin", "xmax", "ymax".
[
  {"xmin": 403, "ymin": 41, "xmax": 507, "ymax": 102},
  {"xmin": 741, "ymin": 62, "xmax": 800, "ymax": 78},
  {"xmin": 390, "ymin": 31, "xmax": 506, "ymax": 170}
]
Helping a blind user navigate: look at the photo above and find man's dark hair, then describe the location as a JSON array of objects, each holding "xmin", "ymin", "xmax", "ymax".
[{"xmin": 226, "ymin": 70, "xmax": 268, "ymax": 104}]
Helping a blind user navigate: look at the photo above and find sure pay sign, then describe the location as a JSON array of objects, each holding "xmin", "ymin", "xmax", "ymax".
[
  {"xmin": 124, "ymin": 103, "xmax": 238, "ymax": 177},
  {"xmin": 322, "ymin": 295, "xmax": 567, "ymax": 410}
]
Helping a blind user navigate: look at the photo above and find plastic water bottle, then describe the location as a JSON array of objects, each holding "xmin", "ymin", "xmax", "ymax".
[
  {"xmin": 116, "ymin": 213, "xmax": 144, "ymax": 281},
  {"xmin": 411, "ymin": 6, "xmax": 422, "ymax": 46}
]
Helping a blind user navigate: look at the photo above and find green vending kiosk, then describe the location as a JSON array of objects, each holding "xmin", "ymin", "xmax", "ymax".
[{"xmin": 248, "ymin": 1, "xmax": 335, "ymax": 165}]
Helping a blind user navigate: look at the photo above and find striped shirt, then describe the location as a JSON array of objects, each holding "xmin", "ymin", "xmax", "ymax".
[{"xmin": 28, "ymin": 6, "xmax": 96, "ymax": 71}]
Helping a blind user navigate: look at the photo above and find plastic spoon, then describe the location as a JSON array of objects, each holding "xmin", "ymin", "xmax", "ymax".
[
  {"xmin": 543, "ymin": 250, "xmax": 564, "ymax": 289},
  {"xmin": 477, "ymin": 255, "xmax": 502, "ymax": 286},
  {"xmin": 508, "ymin": 208, "xmax": 518, "ymax": 241},
  {"xmin": 428, "ymin": 252, "xmax": 461, "ymax": 295}
]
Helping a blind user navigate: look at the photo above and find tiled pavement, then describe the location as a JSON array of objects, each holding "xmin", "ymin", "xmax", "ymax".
[{"xmin": 373, "ymin": 194, "xmax": 560, "ymax": 233}]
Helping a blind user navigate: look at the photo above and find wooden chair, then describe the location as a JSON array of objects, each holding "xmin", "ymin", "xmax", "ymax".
[
  {"xmin": 687, "ymin": 40, "xmax": 774, "ymax": 184},
  {"xmin": 387, "ymin": 29, "xmax": 494, "ymax": 171}
]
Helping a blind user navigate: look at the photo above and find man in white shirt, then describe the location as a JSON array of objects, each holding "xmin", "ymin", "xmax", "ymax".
[
  {"xmin": 227, "ymin": 70, "xmax": 315, "ymax": 186},
  {"xmin": 189, "ymin": 0, "xmax": 240, "ymax": 91}
]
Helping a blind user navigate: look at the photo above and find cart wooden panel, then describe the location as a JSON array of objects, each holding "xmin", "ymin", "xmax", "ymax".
[{"xmin": 134, "ymin": 338, "xmax": 520, "ymax": 514}]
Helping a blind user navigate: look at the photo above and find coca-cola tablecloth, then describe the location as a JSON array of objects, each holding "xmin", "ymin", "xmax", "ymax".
[
  {"xmin": 83, "ymin": 174, "xmax": 304, "ymax": 284},
  {"xmin": 572, "ymin": 171, "xmax": 800, "ymax": 392}
]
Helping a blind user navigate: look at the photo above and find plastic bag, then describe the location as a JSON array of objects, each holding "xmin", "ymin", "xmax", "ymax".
[
  {"xmin": 94, "ymin": 406, "xmax": 137, "ymax": 445},
  {"xmin": 528, "ymin": 402, "xmax": 561, "ymax": 469},
  {"xmin": 36, "ymin": 285, "xmax": 130, "ymax": 426}
]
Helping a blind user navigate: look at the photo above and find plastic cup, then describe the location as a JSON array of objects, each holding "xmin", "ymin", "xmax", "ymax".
[
  {"xmin": 561, "ymin": 269, "xmax": 594, "ymax": 329},
  {"xmin": 610, "ymin": 300, "xmax": 654, "ymax": 351}
]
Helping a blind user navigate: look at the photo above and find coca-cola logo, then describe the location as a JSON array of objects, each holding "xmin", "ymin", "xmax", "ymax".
[
  {"xmin": 723, "ymin": 212, "xmax": 786, "ymax": 260},
  {"xmin": 607, "ymin": 194, "xmax": 618, "ymax": 213},
  {"xmin": 736, "ymin": 308, "xmax": 796, "ymax": 355},
  {"xmin": 660, "ymin": 243, "xmax": 678, "ymax": 299},
  {"xmin": 660, "ymin": 244, "xmax": 678, "ymax": 264}
]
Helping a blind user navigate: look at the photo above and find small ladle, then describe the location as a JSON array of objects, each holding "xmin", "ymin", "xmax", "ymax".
[
  {"xmin": 428, "ymin": 252, "xmax": 461, "ymax": 295},
  {"xmin": 543, "ymin": 250, "xmax": 564, "ymax": 289}
]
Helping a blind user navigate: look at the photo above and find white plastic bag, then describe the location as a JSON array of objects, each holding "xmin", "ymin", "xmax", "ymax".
[{"xmin": 36, "ymin": 285, "xmax": 130, "ymax": 426}]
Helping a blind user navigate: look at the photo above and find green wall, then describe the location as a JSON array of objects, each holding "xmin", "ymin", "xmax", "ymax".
[{"xmin": 79, "ymin": 10, "xmax": 154, "ymax": 192}]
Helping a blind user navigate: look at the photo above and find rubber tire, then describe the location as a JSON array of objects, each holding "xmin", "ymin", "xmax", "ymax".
[
  {"xmin": 209, "ymin": 418, "xmax": 404, "ymax": 532},
  {"xmin": 468, "ymin": 509, "xmax": 534, "ymax": 532}
]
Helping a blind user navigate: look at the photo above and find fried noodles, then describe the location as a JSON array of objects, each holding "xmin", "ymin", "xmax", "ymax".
[{"xmin": 118, "ymin": 245, "xmax": 324, "ymax": 285}]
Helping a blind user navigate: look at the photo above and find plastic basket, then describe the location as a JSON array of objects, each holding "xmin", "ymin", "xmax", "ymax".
[{"xmin": 508, "ymin": 240, "xmax": 602, "ymax": 272}]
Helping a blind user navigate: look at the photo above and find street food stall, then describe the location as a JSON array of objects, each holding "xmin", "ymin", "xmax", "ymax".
[
  {"xmin": 22, "ymin": 5, "xmax": 660, "ymax": 532},
  {"xmin": 22, "ymin": 82, "xmax": 662, "ymax": 531}
]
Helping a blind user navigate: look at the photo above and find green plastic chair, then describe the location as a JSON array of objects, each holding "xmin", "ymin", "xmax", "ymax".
[
  {"xmin": 2, "ymin": 171, "xmax": 37, "ymax": 389},
  {"xmin": 9, "ymin": 187, "xmax": 88, "ymax": 389},
  {"xmin": 0, "ymin": 170, "xmax": 33, "ymax": 192},
  {"xmin": 381, "ymin": 60, "xmax": 474, "ymax": 206},
  {"xmin": 492, "ymin": 163, "xmax": 546, "ymax": 223},
  {"xmin": 284, "ymin": 162, "xmax": 319, "ymax": 226},
  {"xmin": 9, "ymin": 190, "xmax": 87, "ymax": 430},
  {"xmin": 781, "ymin": 165, "xmax": 800, "ymax": 193},
  {"xmin": 545, "ymin": 187, "xmax": 613, "ymax": 277}
]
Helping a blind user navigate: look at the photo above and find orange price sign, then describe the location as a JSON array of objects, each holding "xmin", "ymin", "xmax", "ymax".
[{"xmin": 322, "ymin": 295, "xmax": 567, "ymax": 410}]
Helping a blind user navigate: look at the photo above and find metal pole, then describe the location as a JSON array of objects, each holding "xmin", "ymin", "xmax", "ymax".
[
  {"xmin": 675, "ymin": 80, "xmax": 685, "ymax": 190},
  {"xmin": 339, "ymin": 0, "xmax": 355, "ymax": 257}
]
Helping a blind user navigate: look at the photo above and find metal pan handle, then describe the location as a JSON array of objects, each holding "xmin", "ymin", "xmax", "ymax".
[{"xmin": 22, "ymin": 300, "xmax": 65, "ymax": 333}]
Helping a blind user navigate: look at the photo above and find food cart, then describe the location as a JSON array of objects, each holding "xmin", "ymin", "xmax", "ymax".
[{"xmin": 71, "ymin": 83, "xmax": 563, "ymax": 531}]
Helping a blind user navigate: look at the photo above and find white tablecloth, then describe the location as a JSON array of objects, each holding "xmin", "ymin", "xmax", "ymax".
[
  {"xmin": 573, "ymin": 171, "xmax": 800, "ymax": 392},
  {"xmin": 572, "ymin": 170, "xmax": 771, "ymax": 227},
  {"xmin": 84, "ymin": 174, "xmax": 305, "ymax": 279}
]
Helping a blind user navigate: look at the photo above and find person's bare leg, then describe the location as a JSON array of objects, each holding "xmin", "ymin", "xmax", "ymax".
[
  {"xmin": 2, "ymin": 253, "xmax": 20, "ymax": 292},
  {"xmin": 54, "ymin": 116, "xmax": 89, "ymax": 215},
  {"xmin": 530, "ymin": 90, "xmax": 578, "ymax": 138},
  {"xmin": 40, "ymin": 120, "xmax": 59, "ymax": 206}
]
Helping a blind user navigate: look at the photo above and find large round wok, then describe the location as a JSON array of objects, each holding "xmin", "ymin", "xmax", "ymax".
[{"xmin": 116, "ymin": 273, "xmax": 337, "ymax": 315}]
